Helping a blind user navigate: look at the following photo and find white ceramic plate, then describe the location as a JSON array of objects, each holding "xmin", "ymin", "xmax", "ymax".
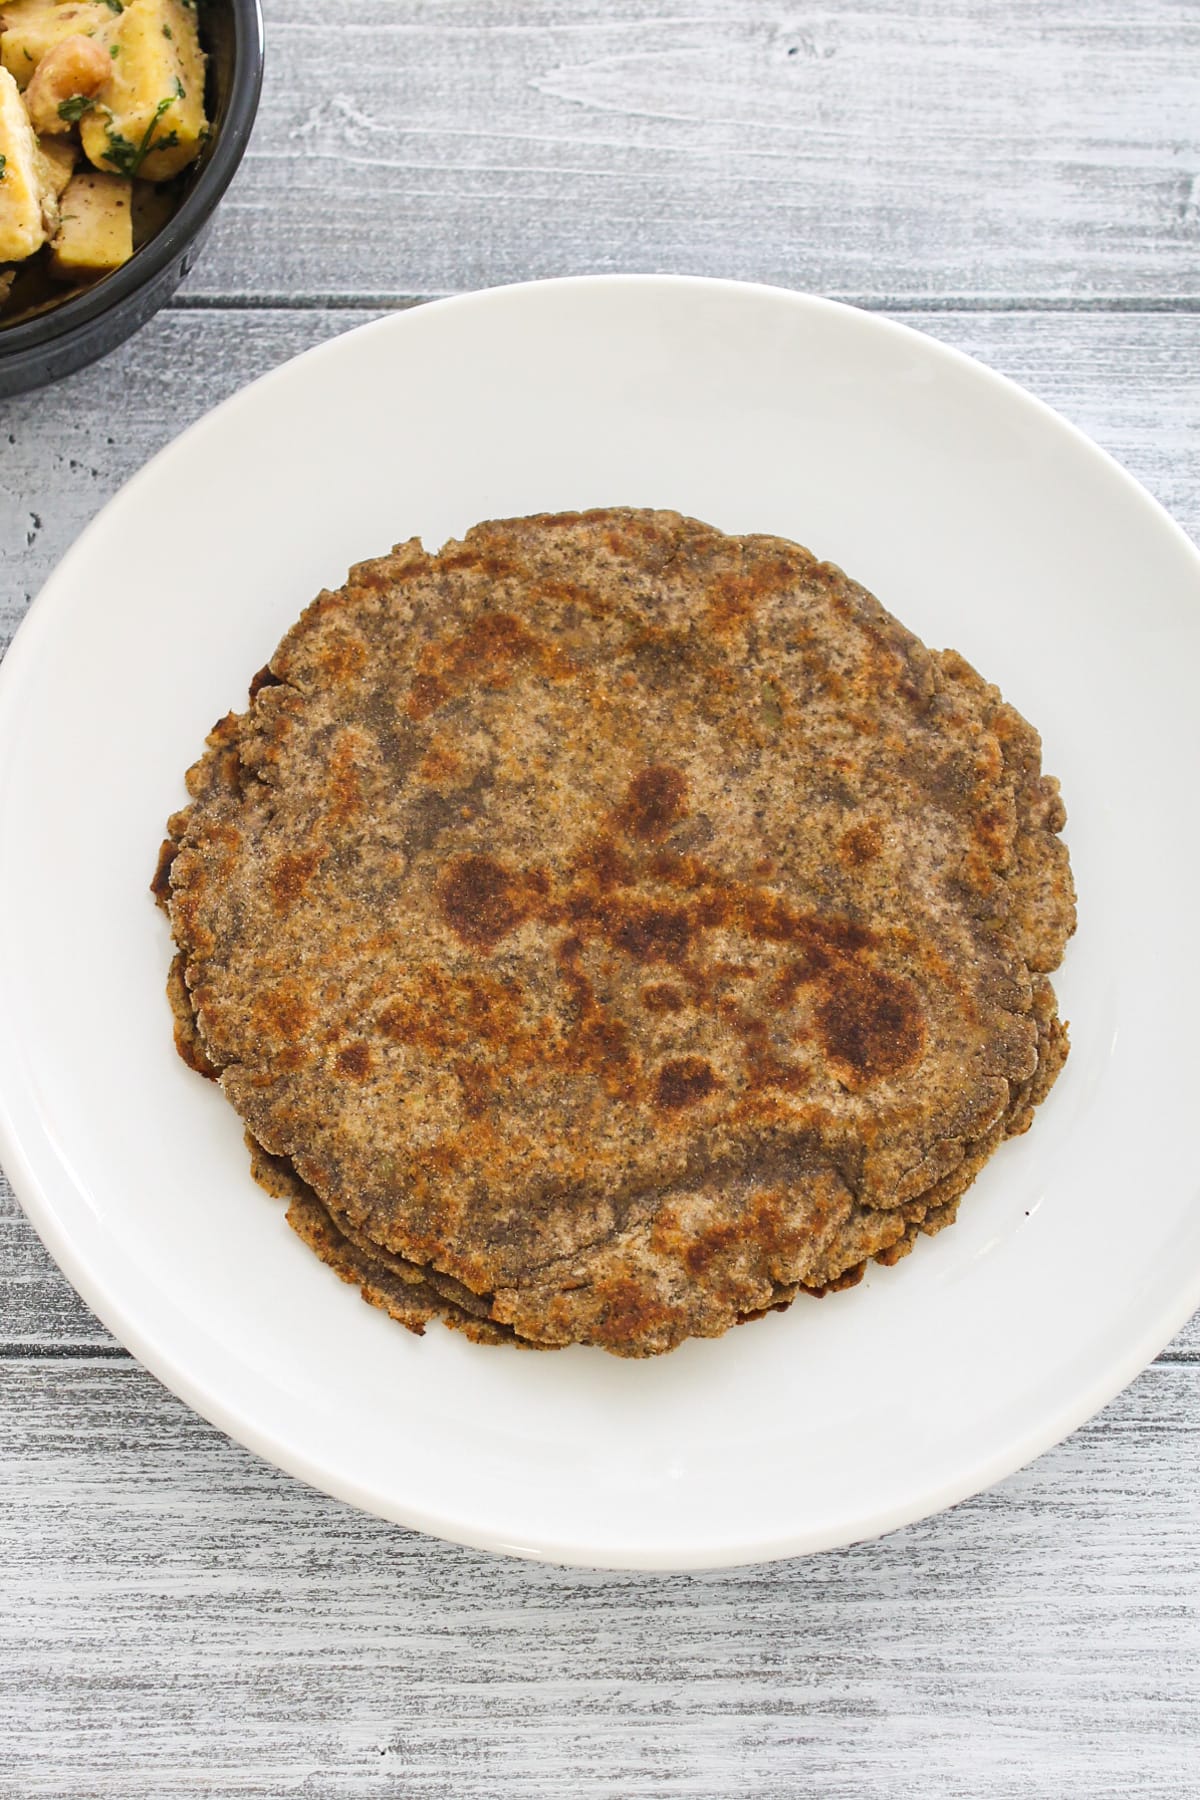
[{"xmin": 2, "ymin": 278, "xmax": 1199, "ymax": 1570}]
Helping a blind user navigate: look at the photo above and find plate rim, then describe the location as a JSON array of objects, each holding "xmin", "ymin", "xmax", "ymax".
[{"xmin": 3, "ymin": 273, "xmax": 1200, "ymax": 1570}]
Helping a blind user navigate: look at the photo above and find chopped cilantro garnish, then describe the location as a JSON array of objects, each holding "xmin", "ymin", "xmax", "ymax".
[
  {"xmin": 103, "ymin": 0, "xmax": 124, "ymax": 12},
  {"xmin": 110, "ymin": 42, "xmax": 121, "ymax": 56},
  {"xmin": 0, "ymin": 155, "xmax": 6, "ymax": 183},
  {"xmin": 174, "ymin": 75, "xmax": 185, "ymax": 97},
  {"xmin": 58, "ymin": 94, "xmax": 97, "ymax": 123},
  {"xmin": 102, "ymin": 94, "xmax": 178, "ymax": 176},
  {"xmin": 162, "ymin": 23, "xmax": 173, "ymax": 37}
]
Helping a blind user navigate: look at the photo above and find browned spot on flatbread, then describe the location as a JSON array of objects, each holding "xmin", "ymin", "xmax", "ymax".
[
  {"xmin": 408, "ymin": 611, "xmax": 576, "ymax": 720},
  {"xmin": 454, "ymin": 1059, "xmax": 494, "ymax": 1117},
  {"xmin": 706, "ymin": 552, "xmax": 804, "ymax": 637},
  {"xmin": 438, "ymin": 854, "xmax": 526, "ymax": 951},
  {"xmin": 336, "ymin": 1040, "xmax": 372, "ymax": 1079},
  {"xmin": 838, "ymin": 821, "xmax": 883, "ymax": 866},
  {"xmin": 609, "ymin": 903, "xmax": 693, "ymax": 964},
  {"xmin": 642, "ymin": 983, "xmax": 685, "ymax": 1013},
  {"xmin": 417, "ymin": 738, "xmax": 466, "ymax": 785},
  {"xmin": 617, "ymin": 766, "xmax": 689, "ymax": 843},
  {"xmin": 269, "ymin": 849, "xmax": 322, "ymax": 914},
  {"xmin": 573, "ymin": 834, "xmax": 635, "ymax": 892},
  {"xmin": 313, "ymin": 633, "xmax": 367, "ymax": 685},
  {"xmin": 249, "ymin": 983, "xmax": 313, "ymax": 1070},
  {"xmin": 326, "ymin": 734, "xmax": 365, "ymax": 824},
  {"xmin": 654, "ymin": 1056, "xmax": 721, "ymax": 1111},
  {"xmin": 407, "ymin": 673, "xmax": 448, "ymax": 721},
  {"xmin": 814, "ymin": 966, "xmax": 925, "ymax": 1087},
  {"xmin": 678, "ymin": 1187, "xmax": 790, "ymax": 1279}
]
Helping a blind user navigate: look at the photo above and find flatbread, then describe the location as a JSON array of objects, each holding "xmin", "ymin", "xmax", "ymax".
[{"xmin": 155, "ymin": 509, "xmax": 1074, "ymax": 1356}]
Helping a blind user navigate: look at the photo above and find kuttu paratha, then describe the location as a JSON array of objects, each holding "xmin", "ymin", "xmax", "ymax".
[{"xmin": 153, "ymin": 509, "xmax": 1075, "ymax": 1357}]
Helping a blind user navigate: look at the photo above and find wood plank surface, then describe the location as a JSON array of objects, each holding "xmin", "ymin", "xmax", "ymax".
[
  {"xmin": 183, "ymin": 0, "xmax": 1200, "ymax": 304},
  {"xmin": 0, "ymin": 1359, "xmax": 1197, "ymax": 1799},
  {"xmin": 3, "ymin": 0, "xmax": 1200, "ymax": 1788}
]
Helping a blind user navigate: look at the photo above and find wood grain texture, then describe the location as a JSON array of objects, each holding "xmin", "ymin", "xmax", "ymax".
[
  {"xmin": 181, "ymin": 0, "xmax": 1200, "ymax": 304},
  {"xmin": 0, "ymin": 1358, "xmax": 1197, "ymax": 1799},
  {"xmin": 3, "ymin": 1, "xmax": 1200, "ymax": 1785}
]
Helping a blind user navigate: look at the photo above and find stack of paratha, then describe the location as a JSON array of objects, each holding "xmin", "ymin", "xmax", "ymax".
[{"xmin": 154, "ymin": 509, "xmax": 1075, "ymax": 1357}]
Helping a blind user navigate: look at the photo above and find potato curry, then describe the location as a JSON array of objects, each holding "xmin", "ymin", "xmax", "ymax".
[{"xmin": 0, "ymin": 0, "xmax": 207, "ymax": 323}]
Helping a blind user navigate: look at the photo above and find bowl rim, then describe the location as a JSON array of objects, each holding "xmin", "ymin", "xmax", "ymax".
[{"xmin": 0, "ymin": 0, "xmax": 264, "ymax": 359}]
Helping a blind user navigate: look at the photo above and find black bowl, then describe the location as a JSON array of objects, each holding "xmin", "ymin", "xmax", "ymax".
[{"xmin": 0, "ymin": 0, "xmax": 264, "ymax": 398}]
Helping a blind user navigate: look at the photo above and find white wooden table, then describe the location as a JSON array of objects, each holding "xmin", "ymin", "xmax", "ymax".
[{"xmin": 3, "ymin": 4, "xmax": 1199, "ymax": 1793}]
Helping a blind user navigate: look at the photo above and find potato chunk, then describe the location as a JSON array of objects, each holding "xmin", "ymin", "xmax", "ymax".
[
  {"xmin": 80, "ymin": 0, "xmax": 205, "ymax": 182},
  {"xmin": 36, "ymin": 131, "xmax": 77, "ymax": 196},
  {"xmin": 23, "ymin": 29, "xmax": 110, "ymax": 132},
  {"xmin": 47, "ymin": 165, "xmax": 131, "ymax": 276},
  {"xmin": 0, "ymin": 64, "xmax": 45, "ymax": 259},
  {"xmin": 130, "ymin": 169, "xmax": 169, "ymax": 242},
  {"xmin": 0, "ymin": 1, "xmax": 113, "ymax": 89}
]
